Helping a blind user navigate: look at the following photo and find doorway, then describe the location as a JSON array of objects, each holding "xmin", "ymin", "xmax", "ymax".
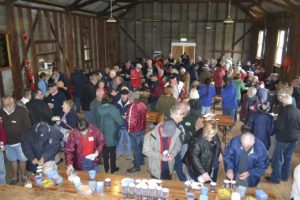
[{"xmin": 171, "ymin": 42, "xmax": 196, "ymax": 62}]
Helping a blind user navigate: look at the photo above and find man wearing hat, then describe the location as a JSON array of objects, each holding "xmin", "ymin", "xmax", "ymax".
[
  {"xmin": 21, "ymin": 122, "xmax": 63, "ymax": 173},
  {"xmin": 44, "ymin": 80, "xmax": 66, "ymax": 117},
  {"xmin": 115, "ymin": 88, "xmax": 132, "ymax": 159}
]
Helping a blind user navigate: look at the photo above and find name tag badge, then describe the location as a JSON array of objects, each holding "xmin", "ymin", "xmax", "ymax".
[
  {"xmin": 88, "ymin": 137, "xmax": 94, "ymax": 142},
  {"xmin": 51, "ymin": 99, "xmax": 54, "ymax": 101},
  {"xmin": 11, "ymin": 120, "xmax": 17, "ymax": 123}
]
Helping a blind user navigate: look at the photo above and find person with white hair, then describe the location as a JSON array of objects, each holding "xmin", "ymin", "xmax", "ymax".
[
  {"xmin": 130, "ymin": 63, "xmax": 143, "ymax": 91},
  {"xmin": 224, "ymin": 132, "xmax": 269, "ymax": 187},
  {"xmin": 240, "ymin": 87, "xmax": 259, "ymax": 122},
  {"xmin": 266, "ymin": 94, "xmax": 300, "ymax": 184}
]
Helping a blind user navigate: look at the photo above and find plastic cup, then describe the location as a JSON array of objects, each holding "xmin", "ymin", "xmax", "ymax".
[
  {"xmin": 148, "ymin": 184, "xmax": 156, "ymax": 198},
  {"xmin": 199, "ymin": 195, "xmax": 209, "ymax": 200},
  {"xmin": 230, "ymin": 180, "xmax": 236, "ymax": 190},
  {"xmin": 186, "ymin": 192, "xmax": 195, "ymax": 200},
  {"xmin": 88, "ymin": 170, "xmax": 96, "ymax": 179},
  {"xmin": 96, "ymin": 181, "xmax": 104, "ymax": 196},
  {"xmin": 142, "ymin": 185, "xmax": 149, "ymax": 198},
  {"xmin": 88, "ymin": 181, "xmax": 97, "ymax": 192},
  {"xmin": 74, "ymin": 181, "xmax": 82, "ymax": 189},
  {"xmin": 231, "ymin": 192, "xmax": 241, "ymax": 200},
  {"xmin": 105, "ymin": 178, "xmax": 111, "ymax": 187},
  {"xmin": 201, "ymin": 186, "xmax": 209, "ymax": 196},
  {"xmin": 161, "ymin": 188, "xmax": 169, "ymax": 200},
  {"xmin": 157, "ymin": 180, "xmax": 162, "ymax": 186}
]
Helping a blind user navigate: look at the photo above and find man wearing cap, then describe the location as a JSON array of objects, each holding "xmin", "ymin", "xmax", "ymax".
[
  {"xmin": 143, "ymin": 119, "xmax": 182, "ymax": 180},
  {"xmin": 130, "ymin": 64, "xmax": 143, "ymax": 91},
  {"xmin": 44, "ymin": 80, "xmax": 66, "ymax": 117},
  {"xmin": 115, "ymin": 88, "xmax": 131, "ymax": 159},
  {"xmin": 126, "ymin": 92, "xmax": 147, "ymax": 173},
  {"xmin": 21, "ymin": 122, "xmax": 63, "ymax": 173}
]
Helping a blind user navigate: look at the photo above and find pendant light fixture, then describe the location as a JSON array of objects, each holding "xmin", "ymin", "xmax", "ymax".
[
  {"xmin": 106, "ymin": 0, "xmax": 117, "ymax": 23},
  {"xmin": 223, "ymin": 0, "xmax": 234, "ymax": 24},
  {"xmin": 205, "ymin": 1, "xmax": 212, "ymax": 29}
]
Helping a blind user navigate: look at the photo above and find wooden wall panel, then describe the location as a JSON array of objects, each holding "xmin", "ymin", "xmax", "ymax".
[
  {"xmin": 120, "ymin": 2, "xmax": 253, "ymax": 64},
  {"xmin": 0, "ymin": 3, "xmax": 120, "ymax": 97}
]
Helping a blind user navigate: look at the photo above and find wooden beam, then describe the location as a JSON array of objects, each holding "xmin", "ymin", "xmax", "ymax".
[
  {"xmin": 26, "ymin": 11, "xmax": 40, "ymax": 55},
  {"xmin": 265, "ymin": 0, "xmax": 298, "ymax": 14},
  {"xmin": 5, "ymin": 1, "xmax": 24, "ymax": 98},
  {"xmin": 68, "ymin": 0, "xmax": 82, "ymax": 11},
  {"xmin": 117, "ymin": 2, "xmax": 140, "ymax": 18},
  {"xmin": 76, "ymin": 0, "xmax": 99, "ymax": 9},
  {"xmin": 19, "ymin": 0, "xmax": 67, "ymax": 8},
  {"xmin": 119, "ymin": 24, "xmax": 150, "ymax": 58},
  {"xmin": 34, "ymin": 39, "xmax": 58, "ymax": 44},
  {"xmin": 98, "ymin": 0, "xmax": 117, "ymax": 16},
  {"xmin": 102, "ymin": 2, "xmax": 140, "ymax": 16}
]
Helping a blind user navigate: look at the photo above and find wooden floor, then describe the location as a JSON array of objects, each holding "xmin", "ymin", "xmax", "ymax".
[{"xmin": 4, "ymin": 106, "xmax": 300, "ymax": 200}]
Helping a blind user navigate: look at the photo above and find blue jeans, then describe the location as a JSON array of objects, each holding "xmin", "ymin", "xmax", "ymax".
[
  {"xmin": 0, "ymin": 151, "xmax": 6, "ymax": 184},
  {"xmin": 201, "ymin": 106, "xmax": 211, "ymax": 115},
  {"xmin": 75, "ymin": 97, "xmax": 81, "ymax": 112},
  {"xmin": 129, "ymin": 131, "xmax": 144, "ymax": 170},
  {"xmin": 271, "ymin": 141, "xmax": 297, "ymax": 182},
  {"xmin": 117, "ymin": 127, "xmax": 131, "ymax": 157},
  {"xmin": 175, "ymin": 153, "xmax": 187, "ymax": 181},
  {"xmin": 84, "ymin": 111, "xmax": 92, "ymax": 123}
]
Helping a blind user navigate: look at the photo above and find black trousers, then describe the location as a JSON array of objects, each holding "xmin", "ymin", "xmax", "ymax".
[{"xmin": 103, "ymin": 146, "xmax": 117, "ymax": 173}]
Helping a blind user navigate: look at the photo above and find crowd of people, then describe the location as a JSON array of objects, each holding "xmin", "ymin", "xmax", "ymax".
[{"xmin": 0, "ymin": 53, "xmax": 299, "ymax": 198}]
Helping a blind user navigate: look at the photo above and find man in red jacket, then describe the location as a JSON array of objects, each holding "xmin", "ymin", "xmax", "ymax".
[
  {"xmin": 126, "ymin": 92, "xmax": 147, "ymax": 173},
  {"xmin": 0, "ymin": 122, "xmax": 7, "ymax": 184}
]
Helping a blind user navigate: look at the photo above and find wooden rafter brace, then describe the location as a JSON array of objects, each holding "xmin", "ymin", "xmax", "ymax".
[
  {"xmin": 26, "ymin": 11, "xmax": 40, "ymax": 56},
  {"xmin": 265, "ymin": 0, "xmax": 299, "ymax": 14},
  {"xmin": 43, "ymin": 10, "xmax": 70, "ymax": 69}
]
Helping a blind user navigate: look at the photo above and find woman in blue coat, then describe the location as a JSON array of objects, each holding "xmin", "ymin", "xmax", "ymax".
[{"xmin": 199, "ymin": 78, "xmax": 216, "ymax": 114}]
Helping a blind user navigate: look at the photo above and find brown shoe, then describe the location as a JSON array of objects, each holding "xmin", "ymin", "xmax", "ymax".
[{"xmin": 127, "ymin": 167, "xmax": 140, "ymax": 173}]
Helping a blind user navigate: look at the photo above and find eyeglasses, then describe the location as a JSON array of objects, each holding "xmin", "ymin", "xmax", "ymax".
[{"xmin": 176, "ymin": 112, "xmax": 185, "ymax": 116}]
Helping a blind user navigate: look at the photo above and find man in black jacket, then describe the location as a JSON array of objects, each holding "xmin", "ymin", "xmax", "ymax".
[
  {"xmin": 266, "ymin": 94, "xmax": 300, "ymax": 184},
  {"xmin": 26, "ymin": 89, "xmax": 52, "ymax": 124},
  {"xmin": 81, "ymin": 74, "xmax": 98, "ymax": 123},
  {"xmin": 21, "ymin": 122, "xmax": 63, "ymax": 173}
]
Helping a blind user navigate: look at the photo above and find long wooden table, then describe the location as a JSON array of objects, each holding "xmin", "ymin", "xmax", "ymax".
[{"xmin": 20, "ymin": 169, "xmax": 275, "ymax": 200}]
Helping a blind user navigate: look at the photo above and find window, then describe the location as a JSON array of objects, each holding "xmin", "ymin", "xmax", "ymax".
[
  {"xmin": 274, "ymin": 30, "xmax": 285, "ymax": 66},
  {"xmin": 256, "ymin": 30, "xmax": 264, "ymax": 59}
]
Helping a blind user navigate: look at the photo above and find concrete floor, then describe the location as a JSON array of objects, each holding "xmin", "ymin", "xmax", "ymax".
[{"xmin": 4, "ymin": 106, "xmax": 300, "ymax": 199}]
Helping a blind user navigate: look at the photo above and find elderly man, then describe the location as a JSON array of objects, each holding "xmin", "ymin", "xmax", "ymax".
[
  {"xmin": 0, "ymin": 96, "xmax": 31, "ymax": 185},
  {"xmin": 18, "ymin": 89, "xmax": 32, "ymax": 108},
  {"xmin": 81, "ymin": 74, "xmax": 98, "ymax": 122},
  {"xmin": 21, "ymin": 122, "xmax": 63, "ymax": 173},
  {"xmin": 126, "ymin": 92, "xmax": 147, "ymax": 173},
  {"xmin": 266, "ymin": 94, "xmax": 300, "ymax": 184},
  {"xmin": 44, "ymin": 81, "xmax": 66, "ymax": 117},
  {"xmin": 26, "ymin": 89, "xmax": 52, "ymax": 124},
  {"xmin": 224, "ymin": 132, "xmax": 269, "ymax": 187}
]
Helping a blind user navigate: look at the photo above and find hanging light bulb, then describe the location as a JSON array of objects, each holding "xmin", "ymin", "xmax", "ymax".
[
  {"xmin": 224, "ymin": 0, "xmax": 234, "ymax": 24},
  {"xmin": 106, "ymin": 0, "xmax": 117, "ymax": 23},
  {"xmin": 206, "ymin": 1, "xmax": 212, "ymax": 29}
]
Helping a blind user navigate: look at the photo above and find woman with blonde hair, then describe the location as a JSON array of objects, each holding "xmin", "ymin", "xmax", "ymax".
[{"xmin": 185, "ymin": 120, "xmax": 222, "ymax": 182}]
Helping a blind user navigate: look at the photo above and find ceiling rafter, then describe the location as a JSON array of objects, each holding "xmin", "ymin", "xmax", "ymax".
[
  {"xmin": 101, "ymin": 1, "xmax": 140, "ymax": 17},
  {"xmin": 76, "ymin": 0, "xmax": 100, "ymax": 9},
  {"xmin": 98, "ymin": 0, "xmax": 118, "ymax": 16},
  {"xmin": 265, "ymin": 0, "xmax": 299, "ymax": 14},
  {"xmin": 68, "ymin": 0, "xmax": 83, "ymax": 11}
]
